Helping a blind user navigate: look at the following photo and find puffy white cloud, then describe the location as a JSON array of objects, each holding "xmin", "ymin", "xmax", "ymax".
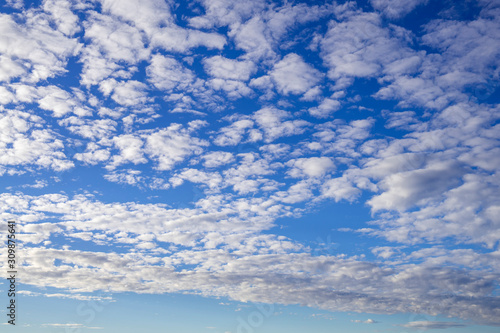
[
  {"xmin": 83, "ymin": 10, "xmax": 149, "ymax": 64},
  {"xmin": 352, "ymin": 318, "xmax": 377, "ymax": 324},
  {"xmin": 313, "ymin": 118, "xmax": 374, "ymax": 157},
  {"xmin": 253, "ymin": 107, "xmax": 310, "ymax": 142},
  {"xmin": 0, "ymin": 55, "xmax": 26, "ymax": 82},
  {"xmin": 421, "ymin": 17, "xmax": 500, "ymax": 78},
  {"xmin": 98, "ymin": 0, "xmax": 226, "ymax": 53},
  {"xmin": 320, "ymin": 11, "xmax": 415, "ymax": 83},
  {"xmin": 271, "ymin": 180, "xmax": 314, "ymax": 204},
  {"xmin": 270, "ymin": 53, "xmax": 322, "ymax": 95},
  {"xmin": 207, "ymin": 78, "xmax": 253, "ymax": 99},
  {"xmin": 308, "ymin": 98, "xmax": 341, "ymax": 118},
  {"xmin": 0, "ymin": 189, "xmax": 499, "ymax": 324},
  {"xmin": 145, "ymin": 123, "xmax": 209, "ymax": 171},
  {"xmin": 73, "ymin": 142, "xmax": 110, "ymax": 165},
  {"xmin": 230, "ymin": 16, "xmax": 275, "ymax": 61},
  {"xmin": 59, "ymin": 117, "xmax": 117, "ymax": 140},
  {"xmin": 98, "ymin": 0, "xmax": 173, "ymax": 34},
  {"xmin": 321, "ymin": 176, "xmax": 361, "ymax": 203},
  {"xmin": 213, "ymin": 119, "xmax": 254, "ymax": 146},
  {"xmin": 286, "ymin": 157, "xmax": 335, "ymax": 178},
  {"xmin": 100, "ymin": 79, "xmax": 150, "ymax": 106},
  {"xmin": 42, "ymin": 0, "xmax": 81, "ymax": 36},
  {"xmin": 0, "ymin": 109, "xmax": 73, "ymax": 172},
  {"xmin": 203, "ymin": 56, "xmax": 256, "ymax": 81},
  {"xmin": 107, "ymin": 134, "xmax": 147, "ymax": 169},
  {"xmin": 188, "ymin": 0, "xmax": 266, "ymax": 29},
  {"xmin": 202, "ymin": 151, "xmax": 235, "ymax": 168},
  {"xmin": 374, "ymin": 13, "xmax": 500, "ymax": 109},
  {"xmin": 0, "ymin": 10, "xmax": 79, "ymax": 83},
  {"xmin": 151, "ymin": 26, "xmax": 226, "ymax": 53},
  {"xmin": 147, "ymin": 54, "xmax": 195, "ymax": 91},
  {"xmin": 170, "ymin": 168, "xmax": 223, "ymax": 190}
]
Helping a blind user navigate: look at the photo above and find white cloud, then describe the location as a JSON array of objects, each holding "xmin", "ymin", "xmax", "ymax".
[
  {"xmin": 43, "ymin": 0, "xmax": 81, "ymax": 36},
  {"xmin": 272, "ymin": 180, "xmax": 314, "ymax": 204},
  {"xmin": 145, "ymin": 123, "xmax": 209, "ymax": 171},
  {"xmin": 151, "ymin": 26, "xmax": 226, "ymax": 53},
  {"xmin": 204, "ymin": 56, "xmax": 256, "ymax": 81},
  {"xmin": 0, "ymin": 10, "xmax": 79, "ymax": 83},
  {"xmin": 98, "ymin": 0, "xmax": 173, "ymax": 35},
  {"xmin": 83, "ymin": 10, "xmax": 149, "ymax": 64},
  {"xmin": 37, "ymin": 86, "xmax": 79, "ymax": 117},
  {"xmin": 188, "ymin": 0, "xmax": 266, "ymax": 29},
  {"xmin": 202, "ymin": 151, "xmax": 235, "ymax": 168},
  {"xmin": 370, "ymin": 0, "xmax": 428, "ymax": 19},
  {"xmin": 321, "ymin": 176, "xmax": 361, "ymax": 203},
  {"xmin": 231, "ymin": 16, "xmax": 275, "ymax": 61},
  {"xmin": 270, "ymin": 53, "xmax": 322, "ymax": 95},
  {"xmin": 313, "ymin": 119, "xmax": 374, "ymax": 157},
  {"xmin": 286, "ymin": 157, "xmax": 335, "ymax": 178},
  {"xmin": 207, "ymin": 78, "xmax": 253, "ymax": 99},
  {"xmin": 213, "ymin": 118, "xmax": 254, "ymax": 146},
  {"xmin": 0, "ymin": 55, "xmax": 26, "ymax": 82},
  {"xmin": 0, "ymin": 109, "xmax": 73, "ymax": 172},
  {"xmin": 320, "ymin": 11, "xmax": 415, "ymax": 83},
  {"xmin": 103, "ymin": 80, "xmax": 150, "ymax": 106},
  {"xmin": 59, "ymin": 117, "xmax": 117, "ymax": 140},
  {"xmin": 21, "ymin": 180, "xmax": 48, "ymax": 189},
  {"xmin": 0, "ymin": 189, "xmax": 499, "ymax": 324},
  {"xmin": 308, "ymin": 98, "xmax": 341, "ymax": 118},
  {"xmin": 170, "ymin": 168, "xmax": 223, "ymax": 190},
  {"xmin": 74, "ymin": 143, "xmax": 111, "ymax": 165},
  {"xmin": 147, "ymin": 54, "xmax": 195, "ymax": 91},
  {"xmin": 253, "ymin": 107, "xmax": 309, "ymax": 142},
  {"xmin": 108, "ymin": 134, "xmax": 147, "ymax": 169},
  {"xmin": 104, "ymin": 169, "xmax": 143, "ymax": 186}
]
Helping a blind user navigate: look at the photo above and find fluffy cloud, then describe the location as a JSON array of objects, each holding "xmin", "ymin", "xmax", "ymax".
[
  {"xmin": 202, "ymin": 151, "xmax": 235, "ymax": 168},
  {"xmin": 213, "ymin": 118, "xmax": 255, "ymax": 146},
  {"xmin": 253, "ymin": 107, "xmax": 310, "ymax": 142},
  {"xmin": 320, "ymin": 11, "xmax": 415, "ymax": 83},
  {"xmin": 286, "ymin": 157, "xmax": 335, "ymax": 178},
  {"xmin": 203, "ymin": 56, "xmax": 256, "ymax": 81},
  {"xmin": 147, "ymin": 54, "xmax": 195, "ymax": 91},
  {"xmin": 270, "ymin": 53, "xmax": 323, "ymax": 95},
  {"xmin": 0, "ymin": 109, "xmax": 73, "ymax": 172},
  {"xmin": 0, "ymin": 8, "xmax": 79, "ymax": 83},
  {"xmin": 144, "ymin": 123, "xmax": 209, "ymax": 171}
]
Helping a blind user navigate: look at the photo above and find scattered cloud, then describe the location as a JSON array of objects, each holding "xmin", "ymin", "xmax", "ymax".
[{"xmin": 0, "ymin": 0, "xmax": 499, "ymax": 329}]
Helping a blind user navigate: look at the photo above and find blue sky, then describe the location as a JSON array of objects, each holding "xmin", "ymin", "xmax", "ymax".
[{"xmin": 0, "ymin": 0, "xmax": 499, "ymax": 332}]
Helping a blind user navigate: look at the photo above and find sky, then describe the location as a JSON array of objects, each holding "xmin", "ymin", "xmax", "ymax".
[{"xmin": 0, "ymin": 0, "xmax": 499, "ymax": 332}]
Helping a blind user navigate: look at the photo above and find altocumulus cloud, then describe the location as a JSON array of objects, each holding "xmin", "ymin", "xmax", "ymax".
[{"xmin": 0, "ymin": 0, "xmax": 499, "ymax": 328}]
